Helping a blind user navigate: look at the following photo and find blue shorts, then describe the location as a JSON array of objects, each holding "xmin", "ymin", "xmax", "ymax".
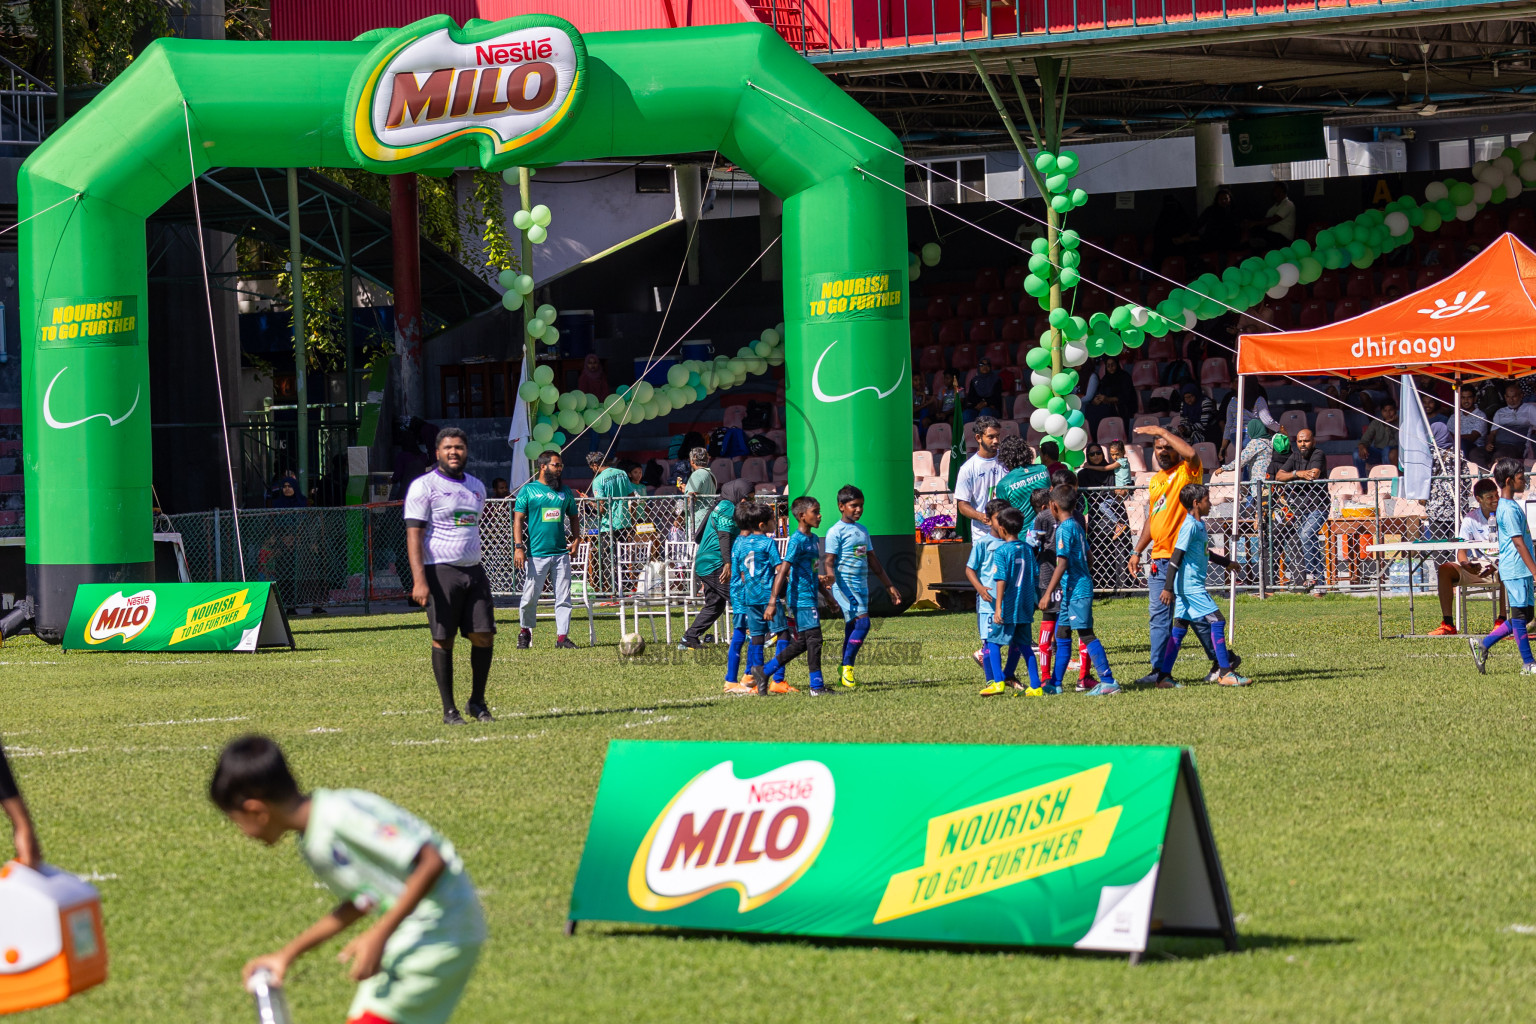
[
  {"xmin": 788, "ymin": 605, "xmax": 819, "ymax": 631},
  {"xmin": 834, "ymin": 580, "xmax": 869, "ymax": 620},
  {"xmin": 1506, "ymin": 575, "xmax": 1533, "ymax": 610},
  {"xmin": 1058, "ymin": 595, "xmax": 1094, "ymax": 631},
  {"xmin": 977, "ymin": 608, "xmax": 993, "ymax": 640},
  {"xmin": 740, "ymin": 605, "xmax": 790, "ymax": 636},
  {"xmin": 985, "ymin": 619, "xmax": 1033, "ymax": 646},
  {"xmin": 1174, "ymin": 589, "xmax": 1220, "ymax": 622}
]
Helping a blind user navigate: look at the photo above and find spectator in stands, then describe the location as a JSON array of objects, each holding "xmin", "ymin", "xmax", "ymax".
[
  {"xmin": 1080, "ymin": 445, "xmax": 1132, "ymax": 587},
  {"xmin": 1174, "ymin": 186, "xmax": 1240, "ymax": 268},
  {"xmin": 669, "ymin": 431, "xmax": 708, "ymax": 484},
  {"xmin": 1274, "ymin": 428, "xmax": 1328, "ymax": 593},
  {"xmin": 1152, "ymin": 194, "xmax": 1191, "ymax": 266},
  {"xmin": 1178, "ymin": 381, "xmax": 1218, "ymax": 441},
  {"xmin": 576, "ymin": 354, "xmax": 608, "ymax": 396},
  {"xmin": 1219, "ymin": 418, "xmax": 1275, "ymax": 510},
  {"xmin": 1246, "ymin": 182, "xmax": 1296, "ymax": 249},
  {"xmin": 1039, "ymin": 440, "xmax": 1066, "ymax": 478},
  {"xmin": 490, "ymin": 478, "xmax": 510, "ymax": 500},
  {"xmin": 1084, "ymin": 356, "xmax": 1136, "ymax": 434},
  {"xmin": 917, "ymin": 370, "xmax": 962, "ymax": 433},
  {"xmin": 1222, "ymin": 380, "xmax": 1283, "ymax": 460},
  {"xmin": 1353, "ymin": 402, "xmax": 1400, "ymax": 476},
  {"xmin": 1106, "ymin": 440, "xmax": 1133, "ymax": 491},
  {"xmin": 912, "ymin": 372, "xmax": 934, "ymax": 427},
  {"xmin": 1479, "ymin": 383, "xmax": 1536, "ymax": 462},
  {"xmin": 1428, "ymin": 478, "xmax": 1503, "ymax": 636},
  {"xmin": 964, "ymin": 357, "xmax": 1007, "ymax": 421},
  {"xmin": 954, "ymin": 416, "xmax": 1006, "ymax": 542},
  {"xmin": 270, "ymin": 475, "xmax": 307, "ymax": 509}
]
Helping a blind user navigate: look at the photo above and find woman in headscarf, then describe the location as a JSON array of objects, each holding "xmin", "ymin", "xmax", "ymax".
[
  {"xmin": 1219, "ymin": 418, "xmax": 1275, "ymax": 512},
  {"xmin": 1083, "ymin": 356, "xmax": 1137, "ymax": 434},
  {"xmin": 1178, "ymin": 381, "xmax": 1218, "ymax": 442},
  {"xmin": 1222, "ymin": 380, "xmax": 1283, "ymax": 459},
  {"xmin": 720, "ymin": 478, "xmax": 756, "ymax": 506},
  {"xmin": 576, "ymin": 354, "xmax": 608, "ymax": 396}
]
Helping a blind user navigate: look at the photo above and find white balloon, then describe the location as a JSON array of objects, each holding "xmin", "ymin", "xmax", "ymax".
[
  {"xmin": 1495, "ymin": 155, "xmax": 1516, "ymax": 175},
  {"xmin": 1507, "ymin": 175, "xmax": 1524, "ymax": 199},
  {"xmin": 1473, "ymin": 159, "xmax": 1489, "ymax": 178},
  {"xmin": 1064, "ymin": 394, "xmax": 1081, "ymax": 412},
  {"xmin": 1476, "ymin": 165, "xmax": 1504, "ymax": 186},
  {"xmin": 1063, "ymin": 426, "xmax": 1089, "ymax": 451},
  {"xmin": 1384, "ymin": 211, "xmax": 1410, "ymax": 237},
  {"xmin": 1523, "ymin": 160, "xmax": 1536, "ymax": 183},
  {"xmin": 1266, "ymin": 283, "xmax": 1290, "ymax": 300},
  {"xmin": 1456, "ymin": 202, "xmax": 1478, "ymax": 221},
  {"xmin": 1029, "ymin": 408, "xmax": 1051, "ymax": 432},
  {"xmin": 1045, "ymin": 413, "xmax": 1069, "ymax": 437},
  {"xmin": 1031, "ymin": 370, "xmax": 1052, "ymax": 388},
  {"xmin": 1182, "ymin": 308, "xmax": 1198, "ymax": 329},
  {"xmin": 1276, "ymin": 262, "xmax": 1300, "ymax": 287},
  {"xmin": 1472, "ymin": 181, "xmax": 1493, "ymax": 204},
  {"xmin": 1521, "ymin": 140, "xmax": 1536, "ymax": 160},
  {"xmin": 1129, "ymin": 305, "xmax": 1151, "ymax": 327},
  {"xmin": 1424, "ymin": 181, "xmax": 1450, "ymax": 202},
  {"xmin": 1063, "ymin": 342, "xmax": 1089, "ymax": 367}
]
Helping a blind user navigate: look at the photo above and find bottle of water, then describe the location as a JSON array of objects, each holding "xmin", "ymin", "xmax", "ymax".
[{"xmin": 246, "ymin": 968, "xmax": 293, "ymax": 1024}]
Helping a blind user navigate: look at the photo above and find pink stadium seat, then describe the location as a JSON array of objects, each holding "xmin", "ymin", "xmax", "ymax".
[
  {"xmin": 986, "ymin": 292, "xmax": 1012, "ymax": 316},
  {"xmin": 1012, "ymin": 394, "xmax": 1033, "ymax": 420},
  {"xmin": 1096, "ymin": 417, "xmax": 1127, "ymax": 444},
  {"xmin": 710, "ymin": 458, "xmax": 736, "ymax": 482},
  {"xmin": 722, "ymin": 406, "xmax": 746, "ymax": 429},
  {"xmin": 1334, "ymin": 297, "xmax": 1363, "ymax": 321},
  {"xmin": 1313, "ymin": 409, "xmax": 1348, "ymax": 440},
  {"xmin": 913, "ymin": 424, "xmax": 920, "ymax": 449},
  {"xmin": 1193, "ymin": 442, "xmax": 1219, "ymax": 468},
  {"xmin": 999, "ymin": 419, "xmax": 1022, "ymax": 439},
  {"xmin": 969, "ymin": 322, "xmax": 997, "ymax": 345},
  {"xmin": 1329, "ymin": 466, "xmax": 1362, "ymax": 500},
  {"xmin": 1415, "ymin": 266, "xmax": 1447, "ymax": 289},
  {"xmin": 739, "ymin": 457, "xmax": 768, "ymax": 484},
  {"xmin": 1147, "ymin": 336, "xmax": 1177, "ymax": 363},
  {"xmin": 919, "ymin": 345, "xmax": 944, "ymax": 375},
  {"xmin": 1159, "ymin": 255, "xmax": 1186, "ymax": 280},
  {"xmin": 1279, "ymin": 410, "xmax": 1309, "ymax": 436},
  {"xmin": 938, "ymin": 450, "xmax": 953, "ymax": 479},
  {"xmin": 926, "ymin": 296, "xmax": 951, "ymax": 321},
  {"xmin": 1200, "ymin": 358, "xmax": 1232, "ymax": 387},
  {"xmin": 1002, "ymin": 265, "xmax": 1027, "ymax": 291},
  {"xmin": 1125, "ymin": 445, "xmax": 1148, "ymax": 473},
  {"xmin": 984, "ymin": 341, "xmax": 1009, "ymax": 367},
  {"xmin": 952, "ymin": 343, "xmax": 977, "ymax": 372},
  {"xmin": 937, "ymin": 320, "xmax": 965, "ymax": 346},
  {"xmin": 1311, "ymin": 274, "xmax": 1341, "ymax": 302},
  {"xmin": 1344, "ymin": 269, "xmax": 1375, "ymax": 299},
  {"xmin": 924, "ymin": 422, "xmax": 952, "ymax": 451},
  {"xmin": 1297, "ymin": 300, "xmax": 1329, "ymax": 329},
  {"xmin": 1132, "ymin": 413, "xmax": 1161, "ymax": 433},
  {"xmin": 1131, "ymin": 360, "xmax": 1159, "ymax": 389}
]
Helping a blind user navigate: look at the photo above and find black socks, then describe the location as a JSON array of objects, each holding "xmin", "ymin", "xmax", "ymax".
[
  {"xmin": 432, "ymin": 646, "xmax": 455, "ymax": 713},
  {"xmin": 470, "ymin": 645, "xmax": 492, "ymax": 706}
]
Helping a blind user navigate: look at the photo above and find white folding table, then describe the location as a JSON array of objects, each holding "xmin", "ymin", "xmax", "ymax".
[{"xmin": 1364, "ymin": 540, "xmax": 1497, "ymax": 638}]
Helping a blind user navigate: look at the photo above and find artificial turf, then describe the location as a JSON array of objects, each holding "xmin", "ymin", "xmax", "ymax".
[{"xmin": 6, "ymin": 594, "xmax": 1536, "ymax": 1023}]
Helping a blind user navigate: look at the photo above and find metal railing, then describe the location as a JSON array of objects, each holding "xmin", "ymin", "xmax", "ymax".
[{"xmin": 0, "ymin": 56, "xmax": 52, "ymax": 149}]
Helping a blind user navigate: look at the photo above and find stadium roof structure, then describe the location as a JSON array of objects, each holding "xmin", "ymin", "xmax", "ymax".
[{"xmin": 1236, "ymin": 232, "xmax": 1536, "ymax": 382}]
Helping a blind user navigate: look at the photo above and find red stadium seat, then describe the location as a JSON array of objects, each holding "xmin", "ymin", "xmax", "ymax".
[
  {"xmin": 969, "ymin": 322, "xmax": 997, "ymax": 345},
  {"xmin": 986, "ymin": 291, "xmax": 1012, "ymax": 316},
  {"xmin": 1002, "ymin": 265, "xmax": 1027, "ymax": 291},
  {"xmin": 984, "ymin": 341, "xmax": 1009, "ymax": 367},
  {"xmin": 937, "ymin": 319, "xmax": 965, "ymax": 346},
  {"xmin": 1096, "ymin": 417, "xmax": 1127, "ymax": 444},
  {"xmin": 1159, "ymin": 255, "xmax": 1186, "ymax": 280},
  {"xmin": 919, "ymin": 345, "xmax": 944, "ymax": 375},
  {"xmin": 1415, "ymin": 266, "xmax": 1447, "ymax": 289},
  {"xmin": 1311, "ymin": 274, "xmax": 1341, "ymax": 302},
  {"xmin": 952, "ymin": 344, "xmax": 978, "ymax": 372},
  {"xmin": 1000, "ymin": 316, "xmax": 1027, "ymax": 343},
  {"xmin": 924, "ymin": 422, "xmax": 952, "ymax": 450},
  {"xmin": 926, "ymin": 296, "xmax": 951, "ymax": 321},
  {"xmin": 1344, "ymin": 269, "xmax": 1375, "ymax": 299},
  {"xmin": 1380, "ymin": 267, "xmax": 1412, "ymax": 296},
  {"xmin": 1131, "ymin": 360, "xmax": 1159, "ymax": 389},
  {"xmin": 955, "ymin": 294, "xmax": 984, "ymax": 319},
  {"xmin": 1509, "ymin": 207, "xmax": 1536, "ymax": 239},
  {"xmin": 1097, "ymin": 260, "xmax": 1127, "ymax": 287},
  {"xmin": 1297, "ymin": 300, "xmax": 1329, "ymax": 329},
  {"xmin": 1012, "ymin": 394, "xmax": 1033, "ymax": 420},
  {"xmin": 1113, "ymin": 233, "xmax": 1140, "ymax": 259},
  {"xmin": 1334, "ymin": 297, "xmax": 1363, "ymax": 321},
  {"xmin": 910, "ymin": 322, "xmax": 933, "ymax": 346},
  {"xmin": 1199, "ymin": 357, "xmax": 1231, "ymax": 387},
  {"xmin": 1147, "ymin": 336, "xmax": 1177, "ymax": 363},
  {"xmin": 1143, "ymin": 281, "xmax": 1171, "ymax": 308},
  {"xmin": 974, "ymin": 268, "xmax": 1001, "ymax": 292},
  {"xmin": 1279, "ymin": 410, "xmax": 1309, "ymax": 436},
  {"xmin": 1472, "ymin": 208, "xmax": 1503, "ymax": 244}
]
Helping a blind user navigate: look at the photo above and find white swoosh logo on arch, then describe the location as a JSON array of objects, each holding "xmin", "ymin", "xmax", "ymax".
[
  {"xmin": 811, "ymin": 338, "xmax": 907, "ymax": 403},
  {"xmin": 43, "ymin": 365, "xmax": 139, "ymax": 429}
]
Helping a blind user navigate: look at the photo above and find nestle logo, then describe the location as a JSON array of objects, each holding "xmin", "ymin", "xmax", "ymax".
[{"xmin": 475, "ymin": 39, "xmax": 553, "ymax": 65}]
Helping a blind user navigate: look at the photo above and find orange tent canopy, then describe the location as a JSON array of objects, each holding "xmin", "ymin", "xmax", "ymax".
[{"xmin": 1237, "ymin": 232, "xmax": 1536, "ymax": 383}]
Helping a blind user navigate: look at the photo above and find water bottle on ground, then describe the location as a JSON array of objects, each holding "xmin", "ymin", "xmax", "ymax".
[{"xmin": 246, "ymin": 968, "xmax": 293, "ymax": 1024}]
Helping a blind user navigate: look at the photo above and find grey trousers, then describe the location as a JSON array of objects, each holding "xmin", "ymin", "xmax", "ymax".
[{"xmin": 520, "ymin": 553, "xmax": 572, "ymax": 633}]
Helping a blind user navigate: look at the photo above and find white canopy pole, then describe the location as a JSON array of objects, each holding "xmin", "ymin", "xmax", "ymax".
[
  {"xmin": 1229, "ymin": 372, "xmax": 1245, "ymax": 639},
  {"xmin": 1453, "ymin": 378, "xmax": 1463, "ymax": 630}
]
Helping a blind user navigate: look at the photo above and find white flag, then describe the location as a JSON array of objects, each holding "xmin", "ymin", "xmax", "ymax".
[
  {"xmin": 1399, "ymin": 374, "xmax": 1433, "ymax": 501},
  {"xmin": 508, "ymin": 358, "xmax": 532, "ymax": 491}
]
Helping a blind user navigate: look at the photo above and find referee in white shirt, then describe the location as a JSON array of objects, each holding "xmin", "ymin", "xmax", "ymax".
[
  {"xmin": 404, "ymin": 428, "xmax": 496, "ymax": 726},
  {"xmin": 953, "ymin": 416, "xmax": 1007, "ymax": 542}
]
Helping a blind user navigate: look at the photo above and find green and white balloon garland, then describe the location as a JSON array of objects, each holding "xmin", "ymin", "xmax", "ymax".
[{"xmin": 514, "ymin": 325, "xmax": 788, "ymax": 460}]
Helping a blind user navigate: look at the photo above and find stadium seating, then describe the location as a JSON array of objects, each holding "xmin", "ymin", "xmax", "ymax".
[
  {"xmin": 1200, "ymin": 358, "xmax": 1232, "ymax": 387},
  {"xmin": 1279, "ymin": 410, "xmax": 1309, "ymax": 436},
  {"xmin": 710, "ymin": 458, "xmax": 736, "ymax": 482},
  {"xmin": 1096, "ymin": 417, "xmax": 1127, "ymax": 444},
  {"xmin": 925, "ymin": 422, "xmax": 952, "ymax": 451},
  {"xmin": 1012, "ymin": 394, "xmax": 1032, "ymax": 420},
  {"xmin": 913, "ymin": 450, "xmax": 936, "ymax": 476},
  {"xmin": 722, "ymin": 406, "xmax": 745, "ymax": 429},
  {"xmin": 918, "ymin": 346, "xmax": 944, "ymax": 375},
  {"xmin": 1131, "ymin": 360, "xmax": 1159, "ymax": 388},
  {"xmin": 739, "ymin": 457, "xmax": 768, "ymax": 484},
  {"xmin": 952, "ymin": 343, "xmax": 977, "ymax": 371},
  {"xmin": 999, "ymin": 419, "xmax": 1022, "ymax": 439}
]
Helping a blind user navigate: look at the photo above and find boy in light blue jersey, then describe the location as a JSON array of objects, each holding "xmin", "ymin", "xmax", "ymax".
[
  {"xmin": 1039, "ymin": 483, "xmax": 1120, "ymax": 695},
  {"xmin": 730, "ymin": 502, "xmax": 783, "ymax": 695},
  {"xmin": 721, "ymin": 502, "xmax": 757, "ymax": 693},
  {"xmin": 754, "ymin": 496, "xmax": 833, "ymax": 694},
  {"xmin": 1154, "ymin": 484, "xmax": 1249, "ymax": 687},
  {"xmin": 822, "ymin": 484, "xmax": 903, "ymax": 688},
  {"xmin": 212, "ymin": 736, "xmax": 484, "ymax": 1024},
  {"xmin": 1471, "ymin": 457, "xmax": 1536, "ymax": 674},
  {"xmin": 977, "ymin": 506, "xmax": 1041, "ymax": 696},
  {"xmin": 965, "ymin": 499, "xmax": 1010, "ymax": 687}
]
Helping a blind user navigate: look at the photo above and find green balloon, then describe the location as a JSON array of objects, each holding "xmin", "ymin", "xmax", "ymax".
[
  {"xmin": 1060, "ymin": 267, "xmax": 1081, "ymax": 289},
  {"xmin": 1101, "ymin": 333, "xmax": 1124, "ymax": 357},
  {"xmin": 1291, "ymin": 238, "xmax": 1312, "ymax": 256},
  {"xmin": 500, "ymin": 290, "xmax": 523, "ymax": 312},
  {"xmin": 1297, "ymin": 257, "xmax": 1323, "ymax": 284},
  {"xmin": 1047, "ymin": 397, "xmax": 1067, "ymax": 416},
  {"xmin": 1024, "ymin": 274, "xmax": 1050, "ymax": 298},
  {"xmin": 1109, "ymin": 306, "xmax": 1133, "ymax": 331},
  {"xmin": 1315, "ymin": 229, "xmax": 1336, "ymax": 250},
  {"xmin": 523, "ymin": 440, "xmax": 543, "ymax": 459},
  {"xmin": 1029, "ymin": 384, "xmax": 1054, "ymax": 408},
  {"xmin": 1057, "ymin": 151, "xmax": 1080, "ymax": 175},
  {"xmin": 1450, "ymin": 181, "xmax": 1475, "ymax": 206},
  {"xmin": 538, "ymin": 384, "xmax": 559, "ymax": 406},
  {"xmin": 1351, "ymin": 254, "xmax": 1373, "ymax": 270},
  {"xmin": 1050, "ymin": 194, "xmax": 1073, "ymax": 214},
  {"xmin": 1027, "ymin": 253, "xmax": 1051, "ymax": 275},
  {"xmin": 1060, "ymin": 229, "xmax": 1080, "ymax": 249},
  {"xmin": 1035, "ymin": 151, "xmax": 1058, "ymax": 174},
  {"xmin": 1048, "ymin": 307, "xmax": 1070, "ymax": 328},
  {"xmin": 1062, "ymin": 447, "xmax": 1085, "ymax": 469},
  {"xmin": 1025, "ymin": 347, "xmax": 1053, "ymax": 372},
  {"xmin": 1070, "ymin": 188, "xmax": 1088, "ymax": 207},
  {"xmin": 1144, "ymin": 316, "xmax": 1170, "ymax": 338},
  {"xmin": 1031, "ymin": 237, "xmax": 1049, "ymax": 255},
  {"xmin": 558, "ymin": 409, "xmax": 582, "ymax": 432},
  {"xmin": 1066, "ymin": 410, "xmax": 1086, "ymax": 429},
  {"xmin": 1494, "ymin": 185, "xmax": 1508, "ymax": 204},
  {"xmin": 1433, "ymin": 197, "xmax": 1456, "ymax": 219},
  {"xmin": 1065, "ymin": 316, "xmax": 1087, "ymax": 340},
  {"xmin": 1263, "ymin": 249, "xmax": 1285, "ymax": 267},
  {"xmin": 1419, "ymin": 208, "xmax": 1443, "ymax": 232},
  {"xmin": 1051, "ymin": 370, "xmax": 1078, "ymax": 395},
  {"xmin": 1061, "ymin": 249, "xmax": 1081, "ymax": 269},
  {"xmin": 518, "ymin": 380, "xmax": 540, "ymax": 402},
  {"xmin": 533, "ymin": 364, "xmax": 554, "ymax": 386},
  {"xmin": 532, "ymin": 422, "xmax": 553, "ymax": 443},
  {"xmin": 1122, "ymin": 328, "xmax": 1145, "ymax": 349},
  {"xmin": 1046, "ymin": 172, "xmax": 1069, "ymax": 193},
  {"xmin": 1334, "ymin": 223, "xmax": 1354, "ymax": 245}
]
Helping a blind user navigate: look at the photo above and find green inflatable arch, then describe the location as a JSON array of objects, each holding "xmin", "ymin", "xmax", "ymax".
[{"xmin": 19, "ymin": 17, "xmax": 914, "ymax": 641}]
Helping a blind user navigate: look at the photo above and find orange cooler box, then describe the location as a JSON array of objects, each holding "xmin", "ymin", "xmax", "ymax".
[{"xmin": 0, "ymin": 862, "xmax": 107, "ymax": 1015}]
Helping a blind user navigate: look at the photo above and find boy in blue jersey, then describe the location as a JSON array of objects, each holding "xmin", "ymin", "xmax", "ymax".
[
  {"xmin": 978, "ymin": 506, "xmax": 1042, "ymax": 697},
  {"xmin": 1039, "ymin": 483, "xmax": 1120, "ymax": 695},
  {"xmin": 753, "ymin": 496, "xmax": 834, "ymax": 695},
  {"xmin": 966, "ymin": 499, "xmax": 1010, "ymax": 686},
  {"xmin": 1471, "ymin": 457, "xmax": 1536, "ymax": 674},
  {"xmin": 729, "ymin": 502, "xmax": 783, "ymax": 695},
  {"xmin": 822, "ymin": 485, "xmax": 903, "ymax": 687},
  {"xmin": 1154, "ymin": 484, "xmax": 1249, "ymax": 687},
  {"xmin": 721, "ymin": 502, "xmax": 760, "ymax": 694}
]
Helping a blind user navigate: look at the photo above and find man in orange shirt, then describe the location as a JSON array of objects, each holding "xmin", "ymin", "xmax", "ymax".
[{"xmin": 1126, "ymin": 424, "xmax": 1241, "ymax": 686}]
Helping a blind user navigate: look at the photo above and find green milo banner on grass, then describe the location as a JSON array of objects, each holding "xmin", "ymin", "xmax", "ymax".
[
  {"xmin": 569, "ymin": 741, "xmax": 1237, "ymax": 954},
  {"xmin": 63, "ymin": 583, "xmax": 294, "ymax": 652}
]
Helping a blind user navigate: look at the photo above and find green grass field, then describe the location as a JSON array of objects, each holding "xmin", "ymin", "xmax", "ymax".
[{"xmin": 7, "ymin": 595, "xmax": 1536, "ymax": 1023}]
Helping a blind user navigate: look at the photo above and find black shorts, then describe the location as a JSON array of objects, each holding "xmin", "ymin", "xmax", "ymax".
[{"xmin": 424, "ymin": 562, "xmax": 497, "ymax": 640}]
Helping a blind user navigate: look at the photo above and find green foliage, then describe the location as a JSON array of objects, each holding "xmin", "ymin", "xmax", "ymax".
[
  {"xmin": 0, "ymin": 0, "xmax": 177, "ymax": 88},
  {"xmin": 468, "ymin": 169, "xmax": 518, "ymax": 274}
]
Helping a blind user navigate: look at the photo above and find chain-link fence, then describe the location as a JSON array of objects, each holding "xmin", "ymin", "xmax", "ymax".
[
  {"xmin": 168, "ymin": 493, "xmax": 791, "ymax": 631},
  {"xmin": 1077, "ymin": 472, "xmax": 1475, "ymax": 598}
]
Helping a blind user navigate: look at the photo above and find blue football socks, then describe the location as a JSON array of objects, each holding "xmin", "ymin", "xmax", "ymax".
[
  {"xmin": 1085, "ymin": 638, "xmax": 1115, "ymax": 684},
  {"xmin": 1210, "ymin": 619, "xmax": 1232, "ymax": 671},
  {"xmin": 725, "ymin": 626, "xmax": 746, "ymax": 683},
  {"xmin": 843, "ymin": 615, "xmax": 871, "ymax": 667}
]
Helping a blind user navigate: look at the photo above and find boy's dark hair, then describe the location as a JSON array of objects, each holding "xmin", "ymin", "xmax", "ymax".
[
  {"xmin": 535, "ymin": 449, "xmax": 561, "ymax": 470},
  {"xmin": 755, "ymin": 503, "xmax": 776, "ymax": 529},
  {"xmin": 1473, "ymin": 477, "xmax": 1499, "ymax": 498},
  {"xmin": 1040, "ymin": 440, "xmax": 1060, "ymax": 461},
  {"xmin": 586, "ymin": 451, "xmax": 609, "ymax": 469},
  {"xmin": 994, "ymin": 506, "xmax": 1025, "ymax": 537},
  {"xmin": 1050, "ymin": 483, "xmax": 1078, "ymax": 510},
  {"xmin": 997, "ymin": 436, "xmax": 1031, "ymax": 471},
  {"xmin": 1179, "ymin": 482, "xmax": 1209, "ymax": 511},
  {"xmin": 733, "ymin": 501, "xmax": 762, "ymax": 529},
  {"xmin": 837, "ymin": 484, "xmax": 864, "ymax": 505},
  {"xmin": 434, "ymin": 426, "xmax": 467, "ymax": 450},
  {"xmin": 209, "ymin": 735, "xmax": 300, "ymax": 811},
  {"xmin": 973, "ymin": 415, "xmax": 1001, "ymax": 435},
  {"xmin": 790, "ymin": 495, "xmax": 819, "ymax": 518},
  {"xmin": 984, "ymin": 498, "xmax": 1011, "ymax": 518},
  {"xmin": 1494, "ymin": 457, "xmax": 1525, "ymax": 488},
  {"xmin": 1029, "ymin": 487, "xmax": 1051, "ymax": 511},
  {"xmin": 1049, "ymin": 466, "xmax": 1078, "ymax": 488}
]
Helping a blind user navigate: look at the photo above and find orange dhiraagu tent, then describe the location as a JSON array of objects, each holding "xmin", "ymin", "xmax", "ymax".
[{"xmin": 1238, "ymin": 232, "xmax": 1536, "ymax": 383}]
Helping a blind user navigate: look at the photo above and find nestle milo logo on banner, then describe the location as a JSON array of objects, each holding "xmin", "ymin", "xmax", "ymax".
[
  {"xmin": 38, "ymin": 296, "xmax": 138, "ymax": 348},
  {"xmin": 627, "ymin": 760, "xmax": 835, "ymax": 913},
  {"xmin": 346, "ymin": 14, "xmax": 586, "ymax": 171},
  {"xmin": 85, "ymin": 590, "xmax": 156, "ymax": 645}
]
